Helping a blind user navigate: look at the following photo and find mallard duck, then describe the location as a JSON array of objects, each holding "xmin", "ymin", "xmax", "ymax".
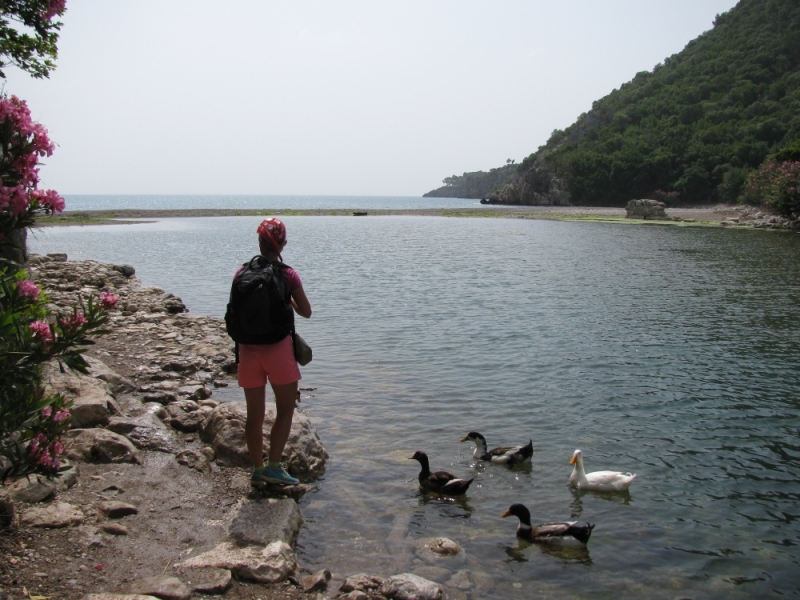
[
  {"xmin": 500, "ymin": 503, "xmax": 594, "ymax": 546},
  {"xmin": 569, "ymin": 449, "xmax": 637, "ymax": 492},
  {"xmin": 409, "ymin": 451, "xmax": 474, "ymax": 495},
  {"xmin": 459, "ymin": 432, "xmax": 533, "ymax": 465}
]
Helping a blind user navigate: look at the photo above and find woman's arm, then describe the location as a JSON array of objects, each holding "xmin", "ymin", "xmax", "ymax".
[{"xmin": 290, "ymin": 286, "xmax": 312, "ymax": 319}]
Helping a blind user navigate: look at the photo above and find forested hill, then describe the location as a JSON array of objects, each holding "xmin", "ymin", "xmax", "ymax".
[{"xmin": 425, "ymin": 0, "xmax": 800, "ymax": 207}]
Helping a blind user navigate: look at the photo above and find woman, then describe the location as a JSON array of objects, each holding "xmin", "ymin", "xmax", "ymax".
[{"xmin": 237, "ymin": 217, "xmax": 312, "ymax": 486}]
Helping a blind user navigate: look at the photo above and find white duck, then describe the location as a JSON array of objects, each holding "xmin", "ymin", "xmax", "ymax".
[{"xmin": 569, "ymin": 449, "xmax": 636, "ymax": 492}]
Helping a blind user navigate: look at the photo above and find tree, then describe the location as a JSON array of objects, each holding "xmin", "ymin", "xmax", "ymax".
[{"xmin": 0, "ymin": 0, "xmax": 66, "ymax": 79}]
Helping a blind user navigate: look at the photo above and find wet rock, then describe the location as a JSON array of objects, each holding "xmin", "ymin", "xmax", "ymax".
[
  {"xmin": 340, "ymin": 574, "xmax": 384, "ymax": 594},
  {"xmin": 414, "ymin": 537, "xmax": 463, "ymax": 561},
  {"xmin": 300, "ymin": 568, "xmax": 331, "ymax": 593},
  {"xmin": 201, "ymin": 402, "xmax": 328, "ymax": 479},
  {"xmin": 188, "ymin": 567, "xmax": 232, "ymax": 594},
  {"xmin": 142, "ymin": 391, "xmax": 177, "ymax": 405},
  {"xmin": 177, "ymin": 385, "xmax": 212, "ymax": 401},
  {"xmin": 127, "ymin": 576, "xmax": 191, "ymax": 600},
  {"xmin": 379, "ymin": 573, "xmax": 443, "ymax": 600},
  {"xmin": 178, "ymin": 540, "xmax": 296, "ymax": 583},
  {"xmin": 110, "ymin": 263, "xmax": 136, "ymax": 277},
  {"xmin": 107, "ymin": 414, "xmax": 179, "ymax": 453},
  {"xmin": 98, "ymin": 500, "xmax": 139, "ymax": 518},
  {"xmin": 164, "ymin": 400, "xmax": 209, "ymax": 432},
  {"xmin": 7, "ymin": 473, "xmax": 55, "ymax": 503},
  {"xmin": 20, "ymin": 501, "xmax": 84, "ymax": 528},
  {"xmin": 228, "ymin": 497, "xmax": 303, "ymax": 546},
  {"xmin": 410, "ymin": 566, "xmax": 451, "ymax": 584},
  {"xmin": 64, "ymin": 429, "xmax": 143, "ymax": 464}
]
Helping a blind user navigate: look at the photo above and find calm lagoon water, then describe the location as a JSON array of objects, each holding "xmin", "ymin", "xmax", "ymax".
[{"xmin": 29, "ymin": 216, "xmax": 800, "ymax": 599}]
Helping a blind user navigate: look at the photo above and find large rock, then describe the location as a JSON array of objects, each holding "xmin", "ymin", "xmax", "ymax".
[
  {"xmin": 626, "ymin": 198, "xmax": 667, "ymax": 220},
  {"xmin": 178, "ymin": 540, "xmax": 296, "ymax": 584},
  {"xmin": 200, "ymin": 402, "xmax": 327, "ymax": 479},
  {"xmin": 379, "ymin": 573, "xmax": 443, "ymax": 600},
  {"xmin": 6, "ymin": 473, "xmax": 56, "ymax": 503},
  {"xmin": 228, "ymin": 498, "xmax": 303, "ymax": 546},
  {"xmin": 43, "ymin": 364, "xmax": 117, "ymax": 428},
  {"xmin": 64, "ymin": 429, "xmax": 143, "ymax": 464},
  {"xmin": 20, "ymin": 501, "xmax": 84, "ymax": 528}
]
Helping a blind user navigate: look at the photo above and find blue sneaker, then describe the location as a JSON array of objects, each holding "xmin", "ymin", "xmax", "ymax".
[{"xmin": 252, "ymin": 465, "xmax": 299, "ymax": 486}]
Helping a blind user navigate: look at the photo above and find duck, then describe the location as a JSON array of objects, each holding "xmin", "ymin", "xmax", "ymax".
[
  {"xmin": 500, "ymin": 503, "xmax": 594, "ymax": 546},
  {"xmin": 459, "ymin": 432, "xmax": 533, "ymax": 465},
  {"xmin": 409, "ymin": 451, "xmax": 474, "ymax": 496},
  {"xmin": 569, "ymin": 449, "xmax": 637, "ymax": 492}
]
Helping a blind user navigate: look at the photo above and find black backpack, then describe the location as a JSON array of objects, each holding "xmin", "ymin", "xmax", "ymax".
[{"xmin": 224, "ymin": 255, "xmax": 294, "ymax": 346}]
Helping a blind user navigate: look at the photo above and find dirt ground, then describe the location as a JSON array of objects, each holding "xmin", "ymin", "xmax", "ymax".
[{"xmin": 0, "ymin": 327, "xmax": 311, "ymax": 600}]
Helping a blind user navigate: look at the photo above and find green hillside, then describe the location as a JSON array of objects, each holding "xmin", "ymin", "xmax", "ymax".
[{"xmin": 426, "ymin": 0, "xmax": 800, "ymax": 208}]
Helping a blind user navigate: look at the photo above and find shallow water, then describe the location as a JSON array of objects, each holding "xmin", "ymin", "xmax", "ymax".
[{"xmin": 29, "ymin": 216, "xmax": 800, "ymax": 598}]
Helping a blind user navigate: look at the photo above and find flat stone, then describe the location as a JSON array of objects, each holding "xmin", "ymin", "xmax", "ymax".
[
  {"xmin": 188, "ymin": 568, "xmax": 232, "ymax": 594},
  {"xmin": 98, "ymin": 500, "xmax": 139, "ymax": 518},
  {"xmin": 414, "ymin": 537, "xmax": 464, "ymax": 564},
  {"xmin": 228, "ymin": 497, "xmax": 303, "ymax": 546},
  {"xmin": 100, "ymin": 522, "xmax": 129, "ymax": 535},
  {"xmin": 20, "ymin": 501, "xmax": 84, "ymax": 528},
  {"xmin": 84, "ymin": 595, "xmax": 161, "ymax": 600},
  {"xmin": 7, "ymin": 473, "xmax": 56, "ymax": 504},
  {"xmin": 107, "ymin": 414, "xmax": 179, "ymax": 453},
  {"xmin": 177, "ymin": 540, "xmax": 296, "ymax": 584},
  {"xmin": 127, "ymin": 576, "xmax": 191, "ymax": 600}
]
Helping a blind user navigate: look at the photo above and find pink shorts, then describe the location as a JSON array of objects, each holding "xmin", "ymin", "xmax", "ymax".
[{"xmin": 237, "ymin": 335, "xmax": 301, "ymax": 388}]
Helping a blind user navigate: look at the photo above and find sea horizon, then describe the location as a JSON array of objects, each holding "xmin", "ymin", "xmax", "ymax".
[{"xmin": 61, "ymin": 193, "xmax": 480, "ymax": 212}]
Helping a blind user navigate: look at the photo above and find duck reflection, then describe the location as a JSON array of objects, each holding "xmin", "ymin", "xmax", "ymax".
[{"xmin": 503, "ymin": 540, "xmax": 592, "ymax": 565}]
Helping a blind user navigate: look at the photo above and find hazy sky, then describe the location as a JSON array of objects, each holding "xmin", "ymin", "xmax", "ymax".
[{"xmin": 6, "ymin": 0, "xmax": 739, "ymax": 196}]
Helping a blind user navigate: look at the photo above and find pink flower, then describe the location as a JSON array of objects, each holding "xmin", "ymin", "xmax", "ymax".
[
  {"xmin": 44, "ymin": 0, "xmax": 67, "ymax": 20},
  {"xmin": 51, "ymin": 441, "xmax": 64, "ymax": 455},
  {"xmin": 17, "ymin": 279, "xmax": 40, "ymax": 300},
  {"xmin": 31, "ymin": 189, "xmax": 65, "ymax": 213},
  {"xmin": 99, "ymin": 291, "xmax": 119, "ymax": 309},
  {"xmin": 29, "ymin": 320, "xmax": 53, "ymax": 342},
  {"xmin": 59, "ymin": 311, "xmax": 87, "ymax": 331},
  {"xmin": 53, "ymin": 409, "xmax": 70, "ymax": 423},
  {"xmin": 41, "ymin": 406, "xmax": 53, "ymax": 418}
]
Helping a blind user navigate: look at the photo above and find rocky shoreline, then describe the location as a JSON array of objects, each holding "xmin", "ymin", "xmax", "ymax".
[{"xmin": 0, "ymin": 255, "xmax": 453, "ymax": 600}]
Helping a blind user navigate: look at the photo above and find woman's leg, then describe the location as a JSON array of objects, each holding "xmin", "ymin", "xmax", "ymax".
[
  {"xmin": 267, "ymin": 380, "xmax": 298, "ymax": 464},
  {"xmin": 243, "ymin": 386, "xmax": 267, "ymax": 467}
]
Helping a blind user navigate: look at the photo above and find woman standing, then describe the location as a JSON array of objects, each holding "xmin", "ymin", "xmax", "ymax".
[{"xmin": 236, "ymin": 218, "xmax": 312, "ymax": 486}]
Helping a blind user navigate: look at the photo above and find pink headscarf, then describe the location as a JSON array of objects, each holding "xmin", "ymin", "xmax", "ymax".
[{"xmin": 256, "ymin": 218, "xmax": 287, "ymax": 259}]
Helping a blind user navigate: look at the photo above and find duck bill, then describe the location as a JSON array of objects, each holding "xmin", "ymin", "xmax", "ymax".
[
  {"xmin": 500, "ymin": 510, "xmax": 511, "ymax": 519},
  {"xmin": 459, "ymin": 436, "xmax": 468, "ymax": 442},
  {"xmin": 569, "ymin": 455, "xmax": 577, "ymax": 465}
]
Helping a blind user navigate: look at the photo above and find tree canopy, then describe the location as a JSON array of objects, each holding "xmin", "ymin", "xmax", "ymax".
[
  {"xmin": 0, "ymin": 0, "xmax": 66, "ymax": 79},
  {"xmin": 426, "ymin": 0, "xmax": 800, "ymax": 207}
]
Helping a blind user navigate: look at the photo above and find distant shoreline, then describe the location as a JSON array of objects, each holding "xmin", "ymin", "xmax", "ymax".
[{"xmin": 38, "ymin": 205, "xmax": 743, "ymax": 227}]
